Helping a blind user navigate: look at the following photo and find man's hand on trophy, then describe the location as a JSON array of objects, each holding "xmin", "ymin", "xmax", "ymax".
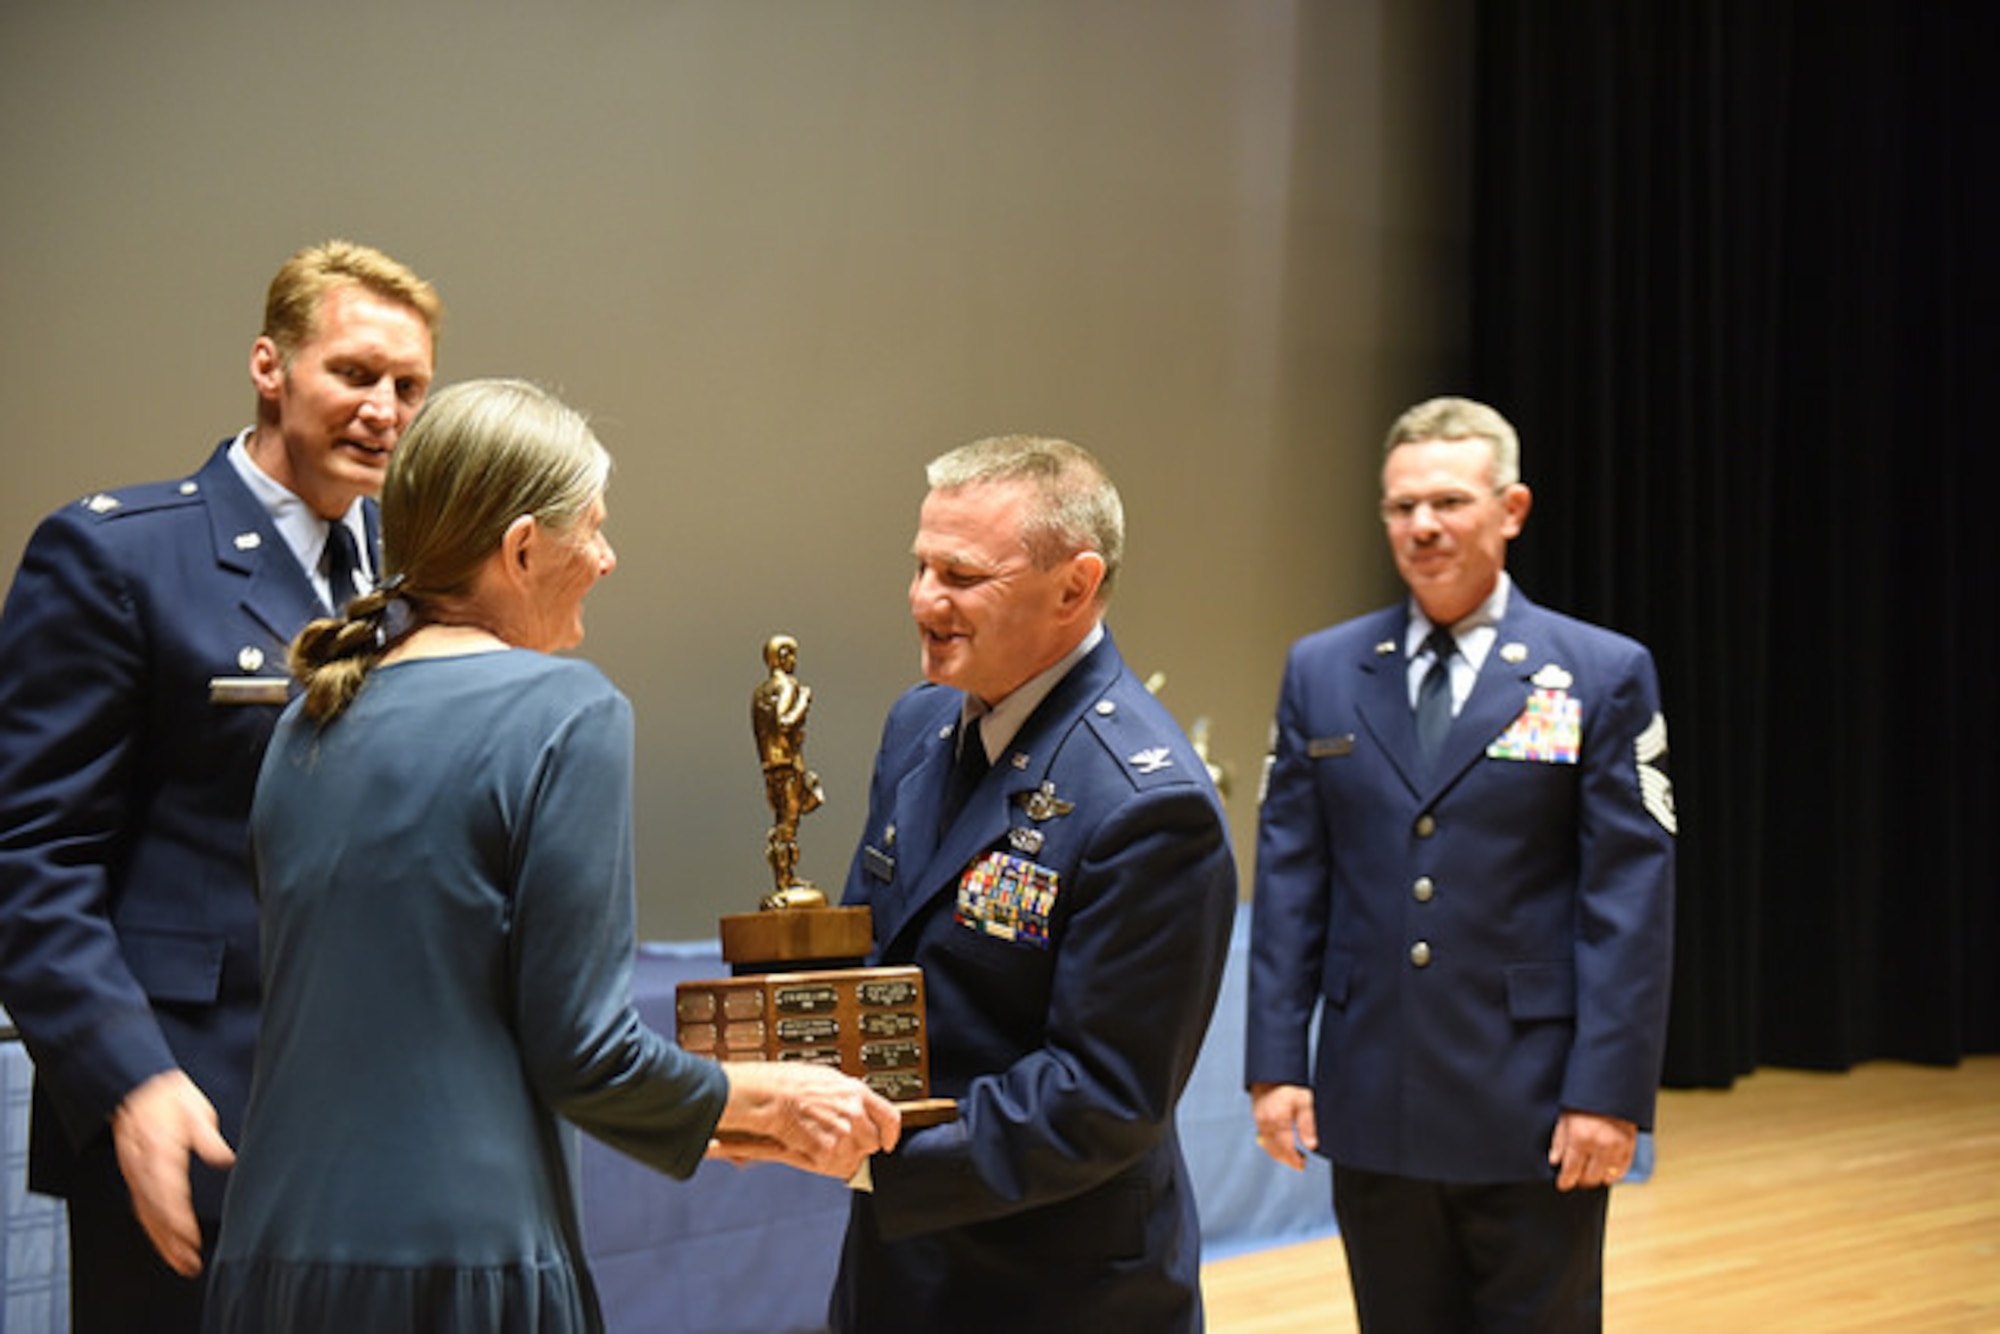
[{"xmin": 708, "ymin": 1061, "xmax": 903, "ymax": 1179}]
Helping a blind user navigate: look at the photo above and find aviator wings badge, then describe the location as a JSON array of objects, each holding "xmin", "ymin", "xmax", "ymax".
[{"xmin": 1018, "ymin": 781, "xmax": 1074, "ymax": 823}]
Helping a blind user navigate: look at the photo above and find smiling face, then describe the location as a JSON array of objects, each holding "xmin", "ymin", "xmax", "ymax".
[
  {"xmin": 1380, "ymin": 436, "xmax": 1532, "ymax": 627},
  {"xmin": 248, "ymin": 284, "xmax": 435, "ymax": 520},
  {"xmin": 908, "ymin": 479, "xmax": 1104, "ymax": 706},
  {"xmin": 521, "ymin": 495, "xmax": 617, "ymax": 654}
]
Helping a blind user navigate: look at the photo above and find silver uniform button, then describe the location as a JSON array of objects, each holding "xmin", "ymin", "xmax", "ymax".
[
  {"xmin": 1414, "ymin": 814, "xmax": 1437, "ymax": 838},
  {"xmin": 1412, "ymin": 876, "xmax": 1435, "ymax": 903},
  {"xmin": 1409, "ymin": 941, "xmax": 1433, "ymax": 967}
]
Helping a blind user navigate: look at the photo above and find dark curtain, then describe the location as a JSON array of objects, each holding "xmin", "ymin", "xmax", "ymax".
[{"xmin": 1467, "ymin": 1, "xmax": 1999, "ymax": 1086}]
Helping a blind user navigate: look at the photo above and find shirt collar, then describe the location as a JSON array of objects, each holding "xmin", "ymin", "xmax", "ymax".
[
  {"xmin": 227, "ymin": 431, "xmax": 370, "ymax": 582},
  {"xmin": 1406, "ymin": 572, "xmax": 1511, "ymax": 674},
  {"xmin": 962, "ymin": 620, "xmax": 1105, "ymax": 763}
]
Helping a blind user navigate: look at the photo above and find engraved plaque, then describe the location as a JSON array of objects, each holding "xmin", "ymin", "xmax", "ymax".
[
  {"xmin": 861, "ymin": 1040, "xmax": 922, "ymax": 1070},
  {"xmin": 674, "ymin": 966, "xmax": 939, "ymax": 1108},
  {"xmin": 778, "ymin": 1048, "xmax": 843, "ymax": 1066},
  {"xmin": 865, "ymin": 1071, "xmax": 925, "ymax": 1100},
  {"xmin": 858, "ymin": 1011, "xmax": 921, "ymax": 1038},
  {"xmin": 776, "ymin": 1016, "xmax": 840, "ymax": 1044},
  {"xmin": 774, "ymin": 984, "xmax": 841, "ymax": 1013},
  {"xmin": 858, "ymin": 979, "xmax": 918, "ymax": 1007}
]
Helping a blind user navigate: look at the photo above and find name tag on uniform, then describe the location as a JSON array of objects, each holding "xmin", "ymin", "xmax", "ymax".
[
  {"xmin": 209, "ymin": 676, "xmax": 289, "ymax": 706},
  {"xmin": 863, "ymin": 844, "xmax": 896, "ymax": 883},
  {"xmin": 1307, "ymin": 734, "xmax": 1355, "ymax": 758}
]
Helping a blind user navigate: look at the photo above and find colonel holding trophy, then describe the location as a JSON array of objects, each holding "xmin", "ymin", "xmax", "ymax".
[{"xmin": 675, "ymin": 635, "xmax": 951, "ymax": 1126}]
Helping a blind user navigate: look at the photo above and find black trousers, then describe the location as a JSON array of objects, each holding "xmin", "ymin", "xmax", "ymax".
[
  {"xmin": 63, "ymin": 1139, "xmax": 211, "ymax": 1334},
  {"xmin": 1331, "ymin": 1162, "xmax": 1609, "ymax": 1334}
]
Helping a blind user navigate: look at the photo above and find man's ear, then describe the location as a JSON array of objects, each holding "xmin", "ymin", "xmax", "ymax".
[
  {"xmin": 249, "ymin": 337, "xmax": 284, "ymax": 402},
  {"xmin": 1500, "ymin": 483, "xmax": 1533, "ymax": 539},
  {"xmin": 1057, "ymin": 550, "xmax": 1107, "ymax": 622}
]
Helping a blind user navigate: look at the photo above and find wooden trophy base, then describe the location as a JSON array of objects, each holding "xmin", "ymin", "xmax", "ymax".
[
  {"xmin": 718, "ymin": 904, "xmax": 873, "ymax": 974},
  {"xmin": 683, "ymin": 904, "xmax": 956, "ymax": 1127}
]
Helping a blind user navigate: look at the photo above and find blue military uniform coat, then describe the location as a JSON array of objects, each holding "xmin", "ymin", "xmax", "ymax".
[
  {"xmin": 0, "ymin": 441, "xmax": 373, "ymax": 1220},
  {"xmin": 1245, "ymin": 590, "xmax": 1676, "ymax": 1183},
  {"xmin": 832, "ymin": 633, "xmax": 1237, "ymax": 1333}
]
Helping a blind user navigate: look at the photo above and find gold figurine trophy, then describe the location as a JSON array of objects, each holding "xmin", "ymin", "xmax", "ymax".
[{"xmin": 674, "ymin": 635, "xmax": 955, "ymax": 1127}]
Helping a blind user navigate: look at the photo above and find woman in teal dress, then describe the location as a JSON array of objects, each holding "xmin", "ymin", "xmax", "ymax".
[{"xmin": 202, "ymin": 379, "xmax": 898, "ymax": 1333}]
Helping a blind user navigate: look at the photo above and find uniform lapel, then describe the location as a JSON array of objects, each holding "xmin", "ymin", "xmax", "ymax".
[
  {"xmin": 1352, "ymin": 612, "xmax": 1428, "ymax": 795},
  {"xmin": 870, "ymin": 701, "xmax": 968, "ymax": 950},
  {"xmin": 193, "ymin": 446, "xmax": 322, "ymax": 647}
]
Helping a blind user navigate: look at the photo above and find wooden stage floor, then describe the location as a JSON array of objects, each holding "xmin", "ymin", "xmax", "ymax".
[{"xmin": 1202, "ymin": 1056, "xmax": 2000, "ymax": 1332}]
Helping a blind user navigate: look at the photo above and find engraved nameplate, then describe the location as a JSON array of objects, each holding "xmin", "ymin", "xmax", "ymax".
[
  {"xmin": 861, "ymin": 1040, "xmax": 922, "ymax": 1070},
  {"xmin": 775, "ymin": 984, "xmax": 840, "ymax": 1013},
  {"xmin": 858, "ymin": 1011, "xmax": 922, "ymax": 1038},
  {"xmin": 858, "ymin": 979, "xmax": 919, "ymax": 1007},
  {"xmin": 674, "ymin": 966, "xmax": 936, "ymax": 1105}
]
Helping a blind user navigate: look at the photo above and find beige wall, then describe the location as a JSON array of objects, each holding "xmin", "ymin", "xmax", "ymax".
[{"xmin": 0, "ymin": 1, "xmax": 1469, "ymax": 939}]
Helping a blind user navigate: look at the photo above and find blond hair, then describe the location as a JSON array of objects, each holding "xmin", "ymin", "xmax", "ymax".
[{"xmin": 262, "ymin": 239, "xmax": 443, "ymax": 366}]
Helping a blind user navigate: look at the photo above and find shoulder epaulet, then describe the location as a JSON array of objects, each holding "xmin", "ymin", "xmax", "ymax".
[
  {"xmin": 1081, "ymin": 689, "xmax": 1198, "ymax": 791},
  {"xmin": 72, "ymin": 475, "xmax": 205, "ymax": 521}
]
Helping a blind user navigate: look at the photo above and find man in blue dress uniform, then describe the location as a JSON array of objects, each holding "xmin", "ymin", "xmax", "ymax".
[
  {"xmin": 1246, "ymin": 397, "xmax": 1677, "ymax": 1332},
  {"xmin": 832, "ymin": 435, "xmax": 1237, "ymax": 1333},
  {"xmin": 0, "ymin": 240, "xmax": 441, "ymax": 1333}
]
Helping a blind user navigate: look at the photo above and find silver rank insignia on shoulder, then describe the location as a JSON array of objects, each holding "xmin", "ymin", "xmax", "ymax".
[
  {"xmin": 1128, "ymin": 746, "xmax": 1174, "ymax": 774},
  {"xmin": 85, "ymin": 493, "xmax": 120, "ymax": 514},
  {"xmin": 1018, "ymin": 781, "xmax": 1073, "ymax": 822},
  {"xmin": 1500, "ymin": 641, "xmax": 1528, "ymax": 664},
  {"xmin": 179, "ymin": 481, "xmax": 199, "ymax": 495},
  {"xmin": 1531, "ymin": 662, "xmax": 1573, "ymax": 690}
]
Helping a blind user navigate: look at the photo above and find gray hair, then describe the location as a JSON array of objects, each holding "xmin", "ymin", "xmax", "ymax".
[
  {"xmin": 1383, "ymin": 396, "xmax": 1522, "ymax": 488},
  {"xmin": 290, "ymin": 378, "xmax": 609, "ymax": 724},
  {"xmin": 926, "ymin": 434, "xmax": 1124, "ymax": 600}
]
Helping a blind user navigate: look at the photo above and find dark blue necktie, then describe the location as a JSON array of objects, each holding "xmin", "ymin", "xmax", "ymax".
[
  {"xmin": 322, "ymin": 523, "xmax": 361, "ymax": 616},
  {"xmin": 939, "ymin": 715, "xmax": 989, "ymax": 833},
  {"xmin": 1416, "ymin": 627, "xmax": 1457, "ymax": 765}
]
